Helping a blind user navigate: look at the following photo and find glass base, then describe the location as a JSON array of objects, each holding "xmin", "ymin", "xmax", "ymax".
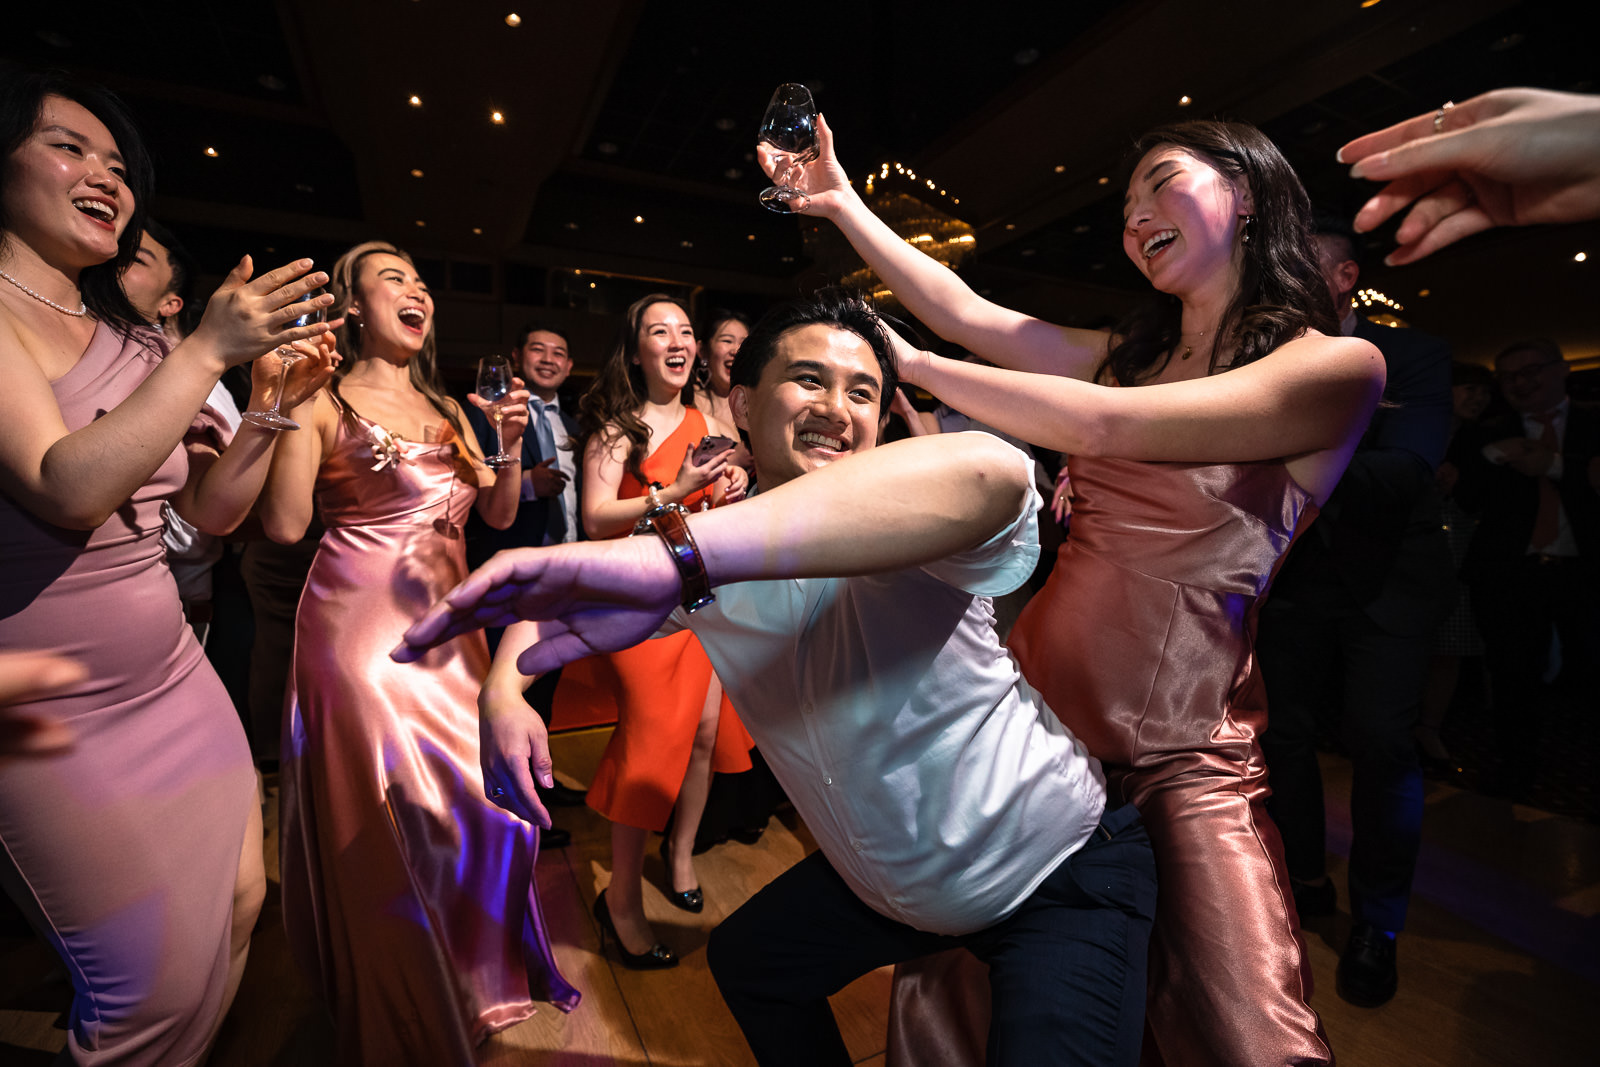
[
  {"xmin": 240, "ymin": 408, "xmax": 299, "ymax": 431},
  {"xmin": 485, "ymin": 452, "xmax": 518, "ymax": 469},
  {"xmin": 759, "ymin": 185, "xmax": 809, "ymax": 214}
]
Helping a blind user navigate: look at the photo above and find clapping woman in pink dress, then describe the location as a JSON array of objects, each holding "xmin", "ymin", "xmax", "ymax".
[
  {"xmin": 0, "ymin": 67, "xmax": 337, "ymax": 1065},
  {"xmin": 257, "ymin": 240, "xmax": 577, "ymax": 1065}
]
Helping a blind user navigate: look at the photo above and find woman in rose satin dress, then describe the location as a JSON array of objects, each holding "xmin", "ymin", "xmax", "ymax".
[
  {"xmin": 258, "ymin": 241, "xmax": 577, "ymax": 1065},
  {"xmin": 770, "ymin": 120, "xmax": 1385, "ymax": 1065},
  {"xmin": 551, "ymin": 293, "xmax": 750, "ymax": 967},
  {"xmin": 0, "ymin": 70, "xmax": 336, "ymax": 1066}
]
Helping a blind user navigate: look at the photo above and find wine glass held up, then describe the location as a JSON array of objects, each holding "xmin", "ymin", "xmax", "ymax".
[
  {"xmin": 476, "ymin": 356, "xmax": 519, "ymax": 469},
  {"xmin": 240, "ymin": 289, "xmax": 328, "ymax": 430},
  {"xmin": 757, "ymin": 83, "xmax": 819, "ymax": 214}
]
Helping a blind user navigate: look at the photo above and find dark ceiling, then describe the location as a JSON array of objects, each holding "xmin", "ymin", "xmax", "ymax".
[{"xmin": 6, "ymin": 0, "xmax": 1594, "ymax": 369}]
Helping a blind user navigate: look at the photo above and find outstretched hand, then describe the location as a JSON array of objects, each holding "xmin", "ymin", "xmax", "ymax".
[
  {"xmin": 393, "ymin": 537, "xmax": 681, "ymax": 675},
  {"xmin": 1339, "ymin": 88, "xmax": 1600, "ymax": 264},
  {"xmin": 191, "ymin": 257, "xmax": 345, "ymax": 367},
  {"xmin": 756, "ymin": 113, "xmax": 856, "ymax": 219}
]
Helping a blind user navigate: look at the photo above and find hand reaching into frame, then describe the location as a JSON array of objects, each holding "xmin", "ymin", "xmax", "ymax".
[{"xmin": 1339, "ymin": 88, "xmax": 1600, "ymax": 265}]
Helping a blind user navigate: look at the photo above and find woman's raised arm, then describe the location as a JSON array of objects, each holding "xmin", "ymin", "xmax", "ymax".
[
  {"xmin": 0, "ymin": 256, "xmax": 333, "ymax": 529},
  {"xmin": 765, "ymin": 115, "xmax": 1110, "ymax": 380}
]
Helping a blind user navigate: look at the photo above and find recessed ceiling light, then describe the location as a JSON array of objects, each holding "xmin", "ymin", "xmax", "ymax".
[
  {"xmin": 408, "ymin": 95, "xmax": 422, "ymax": 107},
  {"xmin": 680, "ymin": 240, "xmax": 694, "ymax": 248},
  {"xmin": 589, "ymin": 282, "xmax": 596, "ymax": 289},
  {"xmin": 1097, "ymin": 176, "xmax": 1110, "ymax": 185},
  {"xmin": 634, "ymin": 215, "xmax": 644, "ymax": 223},
  {"xmin": 505, "ymin": 13, "xmax": 521, "ymax": 26},
  {"xmin": 747, "ymin": 234, "xmax": 756, "ymax": 241},
  {"xmin": 1054, "ymin": 164, "xmax": 1066, "ymax": 174},
  {"xmin": 204, "ymin": 146, "xmax": 218, "ymax": 157},
  {"xmin": 490, "ymin": 110, "xmax": 505, "ymax": 125},
  {"xmin": 415, "ymin": 220, "xmax": 426, "ymax": 227},
  {"xmin": 715, "ymin": 117, "xmax": 737, "ymax": 132},
  {"xmin": 780, "ymin": 255, "xmax": 795, "ymax": 263},
  {"xmin": 472, "ymin": 227, "xmax": 483, "ymax": 235},
  {"xmin": 1005, "ymin": 223, "xmax": 1016, "ymax": 231},
  {"xmin": 410, "ymin": 168, "xmax": 424, "ymax": 177},
  {"xmin": 1178, "ymin": 94, "xmax": 1192, "ymax": 107},
  {"xmin": 724, "ymin": 167, "xmax": 743, "ymax": 180},
  {"xmin": 563, "ymin": 221, "xmax": 580, "ymax": 230},
  {"xmin": 1577, "ymin": 252, "xmax": 1589, "ymax": 262},
  {"xmin": 1418, "ymin": 288, "xmax": 1431, "ymax": 296}
]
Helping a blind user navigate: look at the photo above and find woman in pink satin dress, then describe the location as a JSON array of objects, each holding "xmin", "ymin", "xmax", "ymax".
[
  {"xmin": 768, "ymin": 119, "xmax": 1385, "ymax": 1065},
  {"xmin": 0, "ymin": 70, "xmax": 337, "ymax": 1066},
  {"xmin": 259, "ymin": 241, "xmax": 577, "ymax": 1065}
]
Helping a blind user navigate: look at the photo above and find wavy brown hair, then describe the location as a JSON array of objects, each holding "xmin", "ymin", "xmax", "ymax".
[
  {"xmin": 577, "ymin": 293, "xmax": 696, "ymax": 483},
  {"xmin": 325, "ymin": 241, "xmax": 466, "ymax": 445},
  {"xmin": 1100, "ymin": 120, "xmax": 1338, "ymax": 386}
]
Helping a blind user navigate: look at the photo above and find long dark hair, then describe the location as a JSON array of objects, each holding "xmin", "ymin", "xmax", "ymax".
[
  {"xmin": 578, "ymin": 293, "xmax": 696, "ymax": 483},
  {"xmin": 1100, "ymin": 120, "xmax": 1337, "ymax": 386},
  {"xmin": 326, "ymin": 241, "xmax": 466, "ymax": 445},
  {"xmin": 0, "ymin": 64, "xmax": 152, "ymax": 332}
]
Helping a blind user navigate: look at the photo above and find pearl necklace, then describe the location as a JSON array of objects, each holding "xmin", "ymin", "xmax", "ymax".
[{"xmin": 0, "ymin": 268, "xmax": 88, "ymax": 317}]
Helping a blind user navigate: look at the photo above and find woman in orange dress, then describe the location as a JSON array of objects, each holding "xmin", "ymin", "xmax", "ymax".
[{"xmin": 555, "ymin": 293, "xmax": 749, "ymax": 967}]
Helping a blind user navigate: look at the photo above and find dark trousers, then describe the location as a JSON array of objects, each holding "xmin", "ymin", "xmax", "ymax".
[
  {"xmin": 1258, "ymin": 598, "xmax": 1428, "ymax": 933},
  {"xmin": 1471, "ymin": 556, "xmax": 1600, "ymax": 786},
  {"xmin": 707, "ymin": 804, "xmax": 1154, "ymax": 1067}
]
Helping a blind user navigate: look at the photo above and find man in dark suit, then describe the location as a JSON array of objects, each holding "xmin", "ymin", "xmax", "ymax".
[
  {"xmin": 465, "ymin": 324, "xmax": 586, "ymax": 833},
  {"xmin": 1258, "ymin": 221, "xmax": 1455, "ymax": 1008},
  {"xmin": 1455, "ymin": 339, "xmax": 1600, "ymax": 799}
]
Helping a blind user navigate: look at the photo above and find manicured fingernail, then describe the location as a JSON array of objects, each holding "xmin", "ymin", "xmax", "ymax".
[
  {"xmin": 1335, "ymin": 146, "xmax": 1347, "ymax": 164},
  {"xmin": 1382, "ymin": 253, "xmax": 1398, "ymax": 268},
  {"xmin": 300, "ymin": 258, "xmax": 313, "ymax": 268}
]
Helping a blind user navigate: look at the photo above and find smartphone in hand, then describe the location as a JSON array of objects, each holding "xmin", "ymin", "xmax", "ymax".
[{"xmin": 693, "ymin": 434, "xmax": 736, "ymax": 465}]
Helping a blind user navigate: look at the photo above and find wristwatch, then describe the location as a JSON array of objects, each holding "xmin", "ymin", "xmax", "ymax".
[{"xmin": 635, "ymin": 483, "xmax": 716, "ymax": 612}]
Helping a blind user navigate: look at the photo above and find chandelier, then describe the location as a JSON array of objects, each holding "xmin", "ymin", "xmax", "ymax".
[{"xmin": 801, "ymin": 162, "xmax": 976, "ymax": 302}]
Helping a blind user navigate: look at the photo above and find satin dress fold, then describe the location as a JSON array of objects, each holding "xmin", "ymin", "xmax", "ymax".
[
  {"xmin": 0, "ymin": 322, "xmax": 257, "ymax": 1067},
  {"xmin": 280, "ymin": 409, "xmax": 578, "ymax": 1066},
  {"xmin": 889, "ymin": 455, "xmax": 1332, "ymax": 1067},
  {"xmin": 554, "ymin": 406, "xmax": 753, "ymax": 831}
]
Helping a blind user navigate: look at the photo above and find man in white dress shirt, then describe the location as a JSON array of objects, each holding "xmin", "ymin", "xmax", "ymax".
[{"xmin": 401, "ymin": 291, "xmax": 1155, "ymax": 1066}]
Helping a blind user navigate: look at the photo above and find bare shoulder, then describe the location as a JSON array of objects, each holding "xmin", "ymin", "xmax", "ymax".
[{"xmin": 1267, "ymin": 330, "xmax": 1386, "ymax": 390}]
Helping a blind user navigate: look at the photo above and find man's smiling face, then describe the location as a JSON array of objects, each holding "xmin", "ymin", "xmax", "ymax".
[{"xmin": 732, "ymin": 323, "xmax": 886, "ymax": 491}]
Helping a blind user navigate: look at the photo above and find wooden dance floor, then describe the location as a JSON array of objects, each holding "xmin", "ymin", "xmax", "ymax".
[{"xmin": 2, "ymin": 731, "xmax": 1596, "ymax": 1065}]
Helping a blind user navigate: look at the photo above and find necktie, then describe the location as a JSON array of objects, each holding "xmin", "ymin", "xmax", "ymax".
[
  {"xmin": 1529, "ymin": 410, "xmax": 1560, "ymax": 550},
  {"xmin": 534, "ymin": 401, "xmax": 568, "ymax": 544}
]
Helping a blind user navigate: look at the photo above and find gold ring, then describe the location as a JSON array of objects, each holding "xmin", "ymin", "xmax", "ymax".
[{"xmin": 1433, "ymin": 101, "xmax": 1455, "ymax": 135}]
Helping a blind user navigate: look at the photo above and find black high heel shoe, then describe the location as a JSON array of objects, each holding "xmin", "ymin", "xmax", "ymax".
[
  {"xmin": 658, "ymin": 837, "xmax": 704, "ymax": 913},
  {"xmin": 593, "ymin": 890, "xmax": 677, "ymax": 970}
]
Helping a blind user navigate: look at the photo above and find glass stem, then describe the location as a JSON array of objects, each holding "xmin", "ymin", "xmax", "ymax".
[
  {"xmin": 493, "ymin": 409, "xmax": 504, "ymax": 457},
  {"xmin": 270, "ymin": 359, "xmax": 292, "ymax": 415}
]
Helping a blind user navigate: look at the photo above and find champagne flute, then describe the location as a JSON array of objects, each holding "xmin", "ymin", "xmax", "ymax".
[
  {"xmin": 477, "ymin": 356, "xmax": 517, "ymax": 469},
  {"xmin": 240, "ymin": 289, "xmax": 326, "ymax": 430},
  {"xmin": 757, "ymin": 83, "xmax": 819, "ymax": 213}
]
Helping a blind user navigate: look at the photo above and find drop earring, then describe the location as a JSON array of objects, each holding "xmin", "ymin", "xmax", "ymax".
[{"xmin": 1241, "ymin": 214, "xmax": 1256, "ymax": 244}]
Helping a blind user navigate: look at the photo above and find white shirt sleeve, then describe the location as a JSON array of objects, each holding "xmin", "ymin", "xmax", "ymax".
[{"xmin": 919, "ymin": 448, "xmax": 1042, "ymax": 597}]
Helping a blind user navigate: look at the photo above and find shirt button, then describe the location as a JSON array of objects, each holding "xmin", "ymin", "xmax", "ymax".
[
  {"xmin": 851, "ymin": 840, "xmax": 863, "ymax": 852},
  {"xmin": 822, "ymin": 776, "xmax": 833, "ymax": 786}
]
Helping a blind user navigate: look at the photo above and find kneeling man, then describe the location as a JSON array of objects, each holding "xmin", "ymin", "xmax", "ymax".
[{"xmin": 397, "ymin": 291, "xmax": 1155, "ymax": 1067}]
